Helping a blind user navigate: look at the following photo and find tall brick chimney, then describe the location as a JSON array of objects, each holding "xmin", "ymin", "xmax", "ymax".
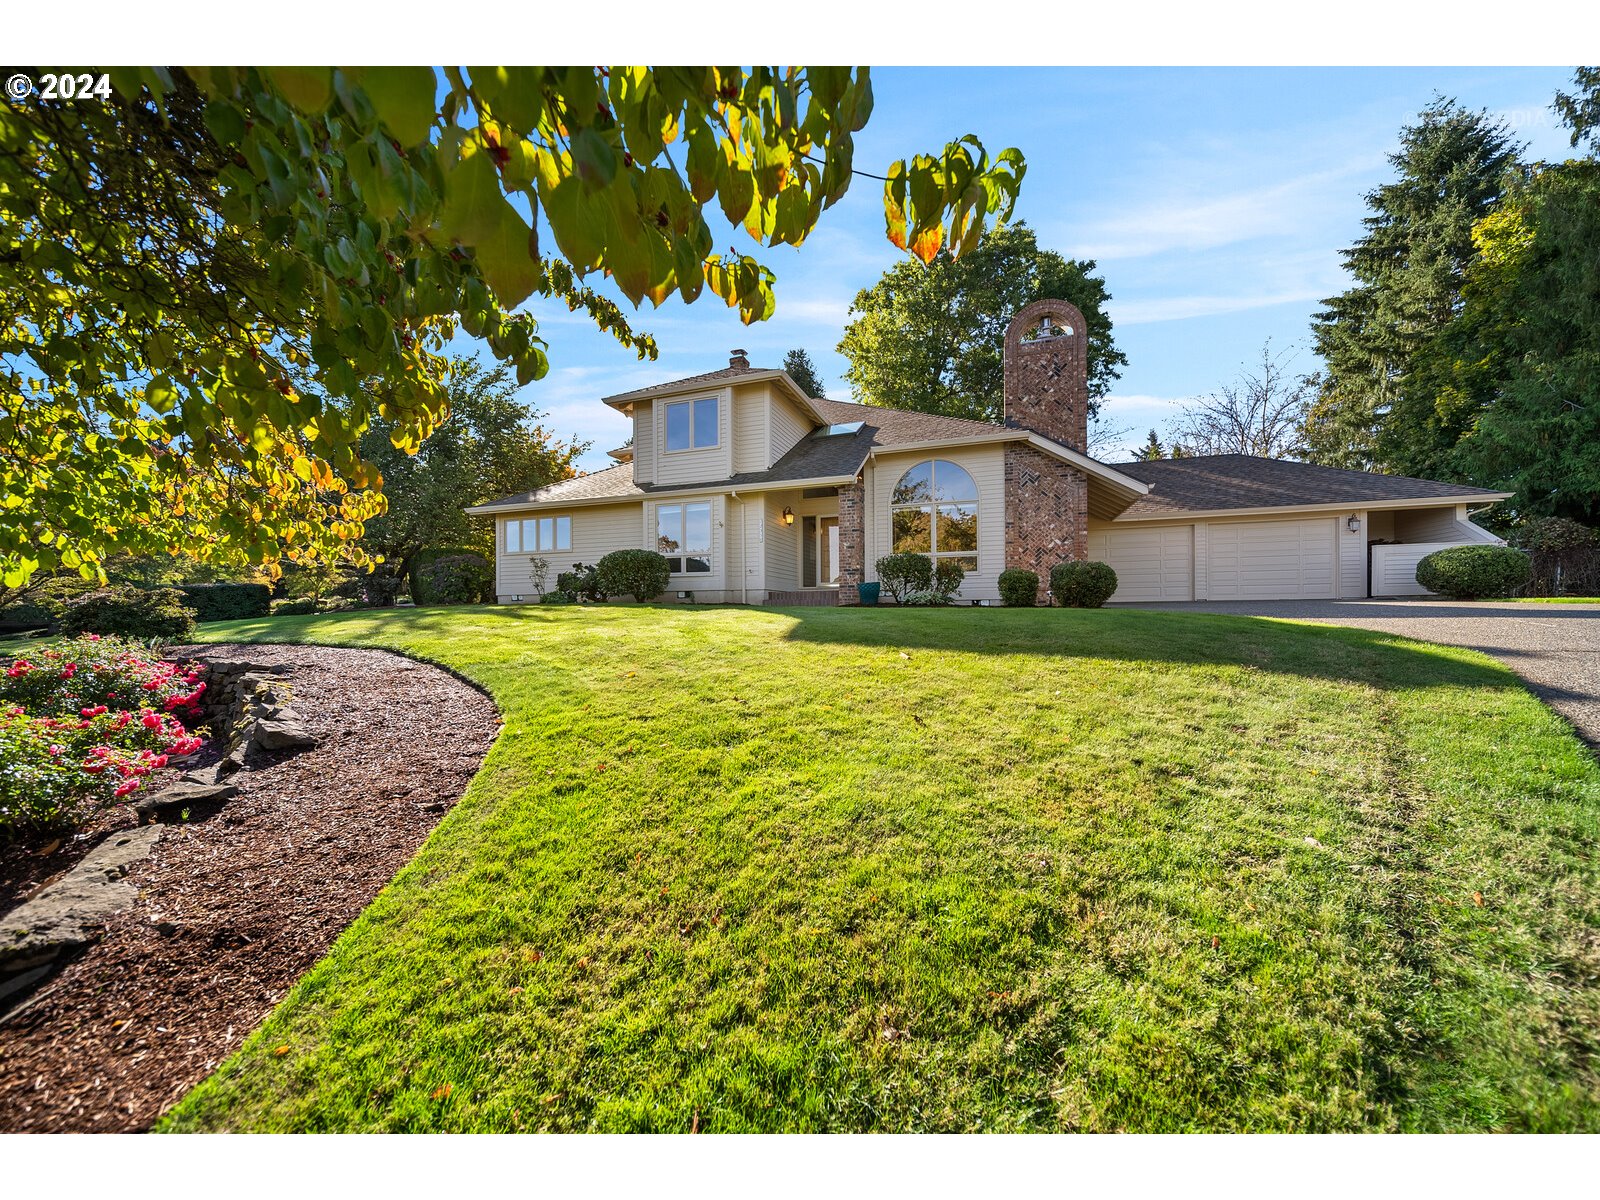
[{"xmin": 1002, "ymin": 299, "xmax": 1089, "ymax": 454}]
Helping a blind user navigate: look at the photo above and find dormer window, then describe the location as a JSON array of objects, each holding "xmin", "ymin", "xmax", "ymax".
[{"xmin": 665, "ymin": 397, "xmax": 719, "ymax": 452}]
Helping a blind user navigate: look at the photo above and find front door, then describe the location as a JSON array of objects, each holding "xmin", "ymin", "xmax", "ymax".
[{"xmin": 802, "ymin": 515, "xmax": 841, "ymax": 588}]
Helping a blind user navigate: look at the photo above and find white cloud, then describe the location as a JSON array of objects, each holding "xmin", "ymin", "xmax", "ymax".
[
  {"xmin": 1109, "ymin": 288, "xmax": 1328, "ymax": 325},
  {"xmin": 1060, "ymin": 154, "xmax": 1385, "ymax": 262}
]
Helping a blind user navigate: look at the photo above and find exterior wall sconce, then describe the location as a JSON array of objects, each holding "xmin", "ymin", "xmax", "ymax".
[
  {"xmin": 1346, "ymin": 514, "xmax": 1361, "ymax": 532},
  {"xmin": 781, "ymin": 506, "xmax": 795, "ymax": 525}
]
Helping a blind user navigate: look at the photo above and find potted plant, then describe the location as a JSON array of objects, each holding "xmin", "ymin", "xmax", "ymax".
[{"xmin": 857, "ymin": 581, "xmax": 881, "ymax": 606}]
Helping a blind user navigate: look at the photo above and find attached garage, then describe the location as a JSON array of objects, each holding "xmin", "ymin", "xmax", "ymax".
[
  {"xmin": 1206, "ymin": 518, "xmax": 1338, "ymax": 601},
  {"xmin": 1089, "ymin": 526, "xmax": 1194, "ymax": 602}
]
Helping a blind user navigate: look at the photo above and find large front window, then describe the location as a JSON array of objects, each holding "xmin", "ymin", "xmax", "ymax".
[
  {"xmin": 890, "ymin": 460, "xmax": 978, "ymax": 573},
  {"xmin": 657, "ymin": 501, "xmax": 712, "ymax": 573},
  {"xmin": 664, "ymin": 397, "xmax": 719, "ymax": 452},
  {"xmin": 506, "ymin": 515, "xmax": 571, "ymax": 554}
]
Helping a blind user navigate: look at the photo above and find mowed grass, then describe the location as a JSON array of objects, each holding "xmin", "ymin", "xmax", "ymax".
[{"xmin": 157, "ymin": 605, "xmax": 1600, "ymax": 1132}]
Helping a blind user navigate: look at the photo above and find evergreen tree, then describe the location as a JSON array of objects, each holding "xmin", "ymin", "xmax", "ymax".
[
  {"xmin": 838, "ymin": 222, "xmax": 1126, "ymax": 423},
  {"xmin": 781, "ymin": 348, "xmax": 827, "ymax": 398},
  {"xmin": 1132, "ymin": 430, "xmax": 1165, "ymax": 461},
  {"xmin": 1304, "ymin": 98, "xmax": 1522, "ymax": 469}
]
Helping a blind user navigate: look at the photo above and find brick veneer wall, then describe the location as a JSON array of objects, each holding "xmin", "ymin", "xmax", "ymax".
[
  {"xmin": 1004, "ymin": 442, "xmax": 1088, "ymax": 601},
  {"xmin": 837, "ymin": 477, "xmax": 865, "ymax": 602}
]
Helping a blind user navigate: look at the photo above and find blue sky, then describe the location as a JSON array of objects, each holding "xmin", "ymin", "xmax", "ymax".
[{"xmin": 502, "ymin": 66, "xmax": 1581, "ymax": 470}]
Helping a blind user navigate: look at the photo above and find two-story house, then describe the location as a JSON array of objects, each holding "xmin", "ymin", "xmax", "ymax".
[{"xmin": 467, "ymin": 300, "xmax": 1510, "ymax": 604}]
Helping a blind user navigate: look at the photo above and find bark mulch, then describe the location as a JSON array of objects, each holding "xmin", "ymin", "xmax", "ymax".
[{"xmin": 0, "ymin": 643, "xmax": 499, "ymax": 1132}]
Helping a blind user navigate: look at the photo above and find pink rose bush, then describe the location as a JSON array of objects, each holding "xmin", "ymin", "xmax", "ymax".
[{"xmin": 1, "ymin": 636, "xmax": 208, "ymax": 836}]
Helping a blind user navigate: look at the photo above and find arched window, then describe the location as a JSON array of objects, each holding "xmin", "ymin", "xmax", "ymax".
[{"xmin": 890, "ymin": 460, "xmax": 979, "ymax": 572}]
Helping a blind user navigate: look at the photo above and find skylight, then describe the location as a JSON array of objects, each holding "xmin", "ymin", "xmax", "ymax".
[{"xmin": 813, "ymin": 421, "xmax": 864, "ymax": 438}]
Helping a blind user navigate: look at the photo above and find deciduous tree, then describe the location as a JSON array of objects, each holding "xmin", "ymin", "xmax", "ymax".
[
  {"xmin": 1, "ymin": 66, "xmax": 1024, "ymax": 589},
  {"xmin": 837, "ymin": 222, "xmax": 1123, "ymax": 423},
  {"xmin": 1168, "ymin": 341, "xmax": 1311, "ymax": 459}
]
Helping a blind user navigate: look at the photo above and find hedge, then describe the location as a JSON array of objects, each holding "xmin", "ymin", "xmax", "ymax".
[{"xmin": 178, "ymin": 583, "xmax": 271, "ymax": 623}]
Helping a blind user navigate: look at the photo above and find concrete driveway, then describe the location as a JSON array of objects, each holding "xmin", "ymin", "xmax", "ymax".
[{"xmin": 1125, "ymin": 599, "xmax": 1600, "ymax": 749}]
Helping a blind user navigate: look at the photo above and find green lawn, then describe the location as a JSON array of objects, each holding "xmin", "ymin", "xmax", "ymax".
[
  {"xmin": 1510, "ymin": 596, "xmax": 1600, "ymax": 604},
  {"xmin": 156, "ymin": 604, "xmax": 1600, "ymax": 1132}
]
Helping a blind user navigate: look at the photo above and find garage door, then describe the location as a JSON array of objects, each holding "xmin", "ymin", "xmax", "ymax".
[
  {"xmin": 1089, "ymin": 526, "xmax": 1194, "ymax": 602},
  {"xmin": 1207, "ymin": 518, "xmax": 1337, "ymax": 600}
]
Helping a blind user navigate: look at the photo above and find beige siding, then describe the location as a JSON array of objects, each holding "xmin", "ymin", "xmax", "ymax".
[
  {"xmin": 864, "ymin": 444, "xmax": 1006, "ymax": 602},
  {"xmin": 769, "ymin": 391, "xmax": 812, "ymax": 465},
  {"xmin": 632, "ymin": 401, "xmax": 654, "ymax": 485},
  {"xmin": 726, "ymin": 493, "xmax": 767, "ymax": 599},
  {"xmin": 1394, "ymin": 506, "xmax": 1464, "ymax": 543},
  {"xmin": 1193, "ymin": 523, "xmax": 1209, "ymax": 600},
  {"xmin": 495, "ymin": 503, "xmax": 642, "ymax": 598},
  {"xmin": 732, "ymin": 383, "xmax": 770, "ymax": 475},
  {"xmin": 765, "ymin": 495, "xmax": 800, "ymax": 591},
  {"xmin": 1339, "ymin": 511, "xmax": 1368, "ymax": 598},
  {"xmin": 652, "ymin": 389, "xmax": 733, "ymax": 486}
]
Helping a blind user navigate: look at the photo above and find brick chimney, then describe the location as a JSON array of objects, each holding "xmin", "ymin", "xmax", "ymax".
[
  {"xmin": 1002, "ymin": 299, "xmax": 1088, "ymax": 454},
  {"xmin": 729, "ymin": 348, "xmax": 750, "ymax": 369}
]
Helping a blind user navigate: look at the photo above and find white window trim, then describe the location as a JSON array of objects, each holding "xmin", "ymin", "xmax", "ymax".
[
  {"xmin": 890, "ymin": 460, "xmax": 980, "ymax": 566},
  {"xmin": 656, "ymin": 500, "xmax": 714, "ymax": 575},
  {"xmin": 662, "ymin": 396, "xmax": 720, "ymax": 454},
  {"xmin": 506, "ymin": 514, "xmax": 572, "ymax": 554}
]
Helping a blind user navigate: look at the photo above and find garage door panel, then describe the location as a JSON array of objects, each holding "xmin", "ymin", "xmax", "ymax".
[
  {"xmin": 1208, "ymin": 519, "xmax": 1336, "ymax": 600},
  {"xmin": 1091, "ymin": 527, "xmax": 1193, "ymax": 602}
]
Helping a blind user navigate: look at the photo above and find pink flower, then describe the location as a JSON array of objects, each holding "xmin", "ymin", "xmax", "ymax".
[
  {"xmin": 113, "ymin": 780, "xmax": 139, "ymax": 798},
  {"xmin": 60, "ymin": 664, "xmax": 77, "ymax": 678},
  {"xmin": 80, "ymin": 704, "xmax": 108, "ymax": 717},
  {"xmin": 82, "ymin": 761, "xmax": 107, "ymax": 774},
  {"xmin": 141, "ymin": 711, "xmax": 161, "ymax": 731},
  {"xmin": 47, "ymin": 744, "xmax": 63, "ymax": 757}
]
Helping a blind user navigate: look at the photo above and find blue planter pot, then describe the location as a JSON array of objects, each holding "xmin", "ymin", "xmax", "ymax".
[{"xmin": 857, "ymin": 582, "xmax": 881, "ymax": 606}]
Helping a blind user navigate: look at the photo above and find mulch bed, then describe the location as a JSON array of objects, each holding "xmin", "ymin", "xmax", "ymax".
[{"xmin": 0, "ymin": 644, "xmax": 499, "ymax": 1132}]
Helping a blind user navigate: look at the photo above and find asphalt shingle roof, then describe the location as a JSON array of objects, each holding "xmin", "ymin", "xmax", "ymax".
[{"xmin": 1110, "ymin": 454, "xmax": 1508, "ymax": 518}]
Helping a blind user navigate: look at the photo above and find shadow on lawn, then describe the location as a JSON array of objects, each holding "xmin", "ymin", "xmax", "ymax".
[{"xmin": 775, "ymin": 604, "xmax": 1524, "ymax": 695}]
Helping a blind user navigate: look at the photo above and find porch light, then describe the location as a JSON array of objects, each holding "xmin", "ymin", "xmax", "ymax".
[
  {"xmin": 1346, "ymin": 514, "xmax": 1361, "ymax": 532},
  {"xmin": 781, "ymin": 506, "xmax": 795, "ymax": 526}
]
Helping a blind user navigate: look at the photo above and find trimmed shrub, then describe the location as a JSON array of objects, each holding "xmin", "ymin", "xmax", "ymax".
[
  {"xmin": 595, "ymin": 549, "xmax": 671, "ymax": 602},
  {"xmin": 555, "ymin": 562, "xmax": 607, "ymax": 603},
  {"xmin": 270, "ymin": 598, "xmax": 316, "ymax": 616},
  {"xmin": 539, "ymin": 591, "xmax": 576, "ymax": 605},
  {"xmin": 932, "ymin": 559, "xmax": 966, "ymax": 600},
  {"xmin": 998, "ymin": 569, "xmax": 1040, "ymax": 607},
  {"xmin": 1416, "ymin": 545, "xmax": 1530, "ymax": 600},
  {"xmin": 178, "ymin": 582, "xmax": 271, "ymax": 623},
  {"xmin": 1050, "ymin": 561, "xmax": 1118, "ymax": 608},
  {"xmin": 902, "ymin": 590, "xmax": 953, "ymax": 607},
  {"xmin": 416, "ymin": 554, "xmax": 494, "ymax": 605},
  {"xmin": 875, "ymin": 552, "xmax": 934, "ymax": 604},
  {"xmin": 58, "ymin": 586, "xmax": 195, "ymax": 641}
]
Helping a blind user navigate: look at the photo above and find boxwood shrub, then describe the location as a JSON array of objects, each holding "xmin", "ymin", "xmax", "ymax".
[
  {"xmin": 998, "ymin": 569, "xmax": 1040, "ymax": 607},
  {"xmin": 1050, "ymin": 560, "xmax": 1118, "ymax": 608},
  {"xmin": 178, "ymin": 583, "xmax": 271, "ymax": 623},
  {"xmin": 595, "ymin": 549, "xmax": 671, "ymax": 602},
  {"xmin": 1415, "ymin": 544, "xmax": 1530, "ymax": 599}
]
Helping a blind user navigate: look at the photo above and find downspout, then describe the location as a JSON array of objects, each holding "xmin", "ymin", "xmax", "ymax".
[{"xmin": 730, "ymin": 490, "xmax": 747, "ymax": 605}]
